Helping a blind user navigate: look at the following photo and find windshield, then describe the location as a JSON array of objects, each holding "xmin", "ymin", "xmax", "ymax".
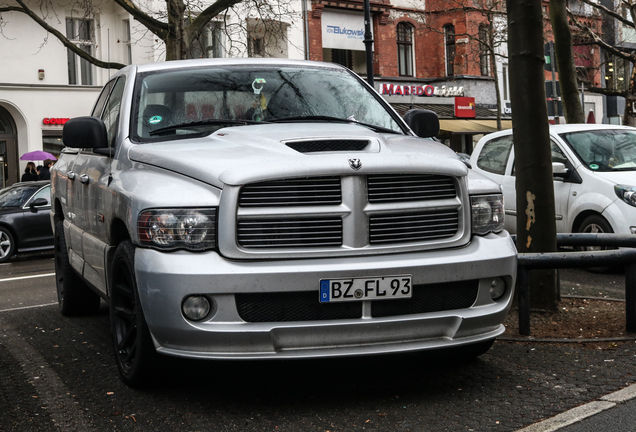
[
  {"xmin": 560, "ymin": 129, "xmax": 636, "ymax": 172},
  {"xmin": 132, "ymin": 65, "xmax": 404, "ymax": 141},
  {"xmin": 0, "ymin": 184, "xmax": 40, "ymax": 208}
]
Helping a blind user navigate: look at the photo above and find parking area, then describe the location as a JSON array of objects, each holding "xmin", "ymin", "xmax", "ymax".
[{"xmin": 1, "ymin": 256, "xmax": 635, "ymax": 432}]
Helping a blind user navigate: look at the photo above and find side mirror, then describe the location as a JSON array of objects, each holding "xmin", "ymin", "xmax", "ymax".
[
  {"xmin": 403, "ymin": 109, "xmax": 440, "ymax": 138},
  {"xmin": 63, "ymin": 116, "xmax": 108, "ymax": 149},
  {"xmin": 552, "ymin": 162, "xmax": 569, "ymax": 178},
  {"xmin": 29, "ymin": 198, "xmax": 48, "ymax": 211}
]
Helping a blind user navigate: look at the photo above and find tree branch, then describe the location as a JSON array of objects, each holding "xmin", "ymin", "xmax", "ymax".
[
  {"xmin": 578, "ymin": 0, "xmax": 634, "ymax": 28},
  {"xmin": 188, "ymin": 0, "xmax": 244, "ymax": 37},
  {"xmin": 11, "ymin": 0, "xmax": 126, "ymax": 70},
  {"xmin": 111, "ymin": 0, "xmax": 170, "ymax": 39},
  {"xmin": 568, "ymin": 8, "xmax": 635, "ymax": 62},
  {"xmin": 0, "ymin": 6, "xmax": 24, "ymax": 12},
  {"xmin": 587, "ymin": 86, "xmax": 627, "ymax": 97}
]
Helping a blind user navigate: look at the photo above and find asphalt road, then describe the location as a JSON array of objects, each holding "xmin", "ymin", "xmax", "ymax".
[{"xmin": 1, "ymin": 255, "xmax": 635, "ymax": 432}]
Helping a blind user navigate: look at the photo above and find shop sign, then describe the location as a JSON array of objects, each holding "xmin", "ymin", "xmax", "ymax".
[
  {"xmin": 455, "ymin": 97, "xmax": 476, "ymax": 118},
  {"xmin": 380, "ymin": 84, "xmax": 464, "ymax": 97},
  {"xmin": 43, "ymin": 118, "xmax": 70, "ymax": 125},
  {"xmin": 322, "ymin": 10, "xmax": 369, "ymax": 51}
]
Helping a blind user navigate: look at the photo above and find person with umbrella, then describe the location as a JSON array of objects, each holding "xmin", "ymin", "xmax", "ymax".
[
  {"xmin": 21, "ymin": 162, "xmax": 38, "ymax": 182},
  {"xmin": 38, "ymin": 159, "xmax": 54, "ymax": 180}
]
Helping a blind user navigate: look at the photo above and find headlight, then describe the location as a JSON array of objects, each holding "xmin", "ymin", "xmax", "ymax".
[
  {"xmin": 615, "ymin": 185, "xmax": 636, "ymax": 207},
  {"xmin": 137, "ymin": 208, "xmax": 217, "ymax": 251},
  {"xmin": 471, "ymin": 194, "xmax": 504, "ymax": 235}
]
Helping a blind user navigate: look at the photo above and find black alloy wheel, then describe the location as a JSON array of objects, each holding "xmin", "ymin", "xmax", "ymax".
[
  {"xmin": 110, "ymin": 241, "xmax": 158, "ymax": 387},
  {"xmin": 0, "ymin": 226, "xmax": 15, "ymax": 263},
  {"xmin": 54, "ymin": 221, "xmax": 100, "ymax": 316}
]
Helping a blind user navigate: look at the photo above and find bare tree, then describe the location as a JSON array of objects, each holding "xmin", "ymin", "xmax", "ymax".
[
  {"xmin": 507, "ymin": 0, "xmax": 558, "ymax": 312},
  {"xmin": 0, "ymin": 0, "xmax": 299, "ymax": 69},
  {"xmin": 570, "ymin": 0, "xmax": 636, "ymax": 125},
  {"xmin": 549, "ymin": 0, "xmax": 585, "ymax": 123},
  {"xmin": 423, "ymin": 0, "xmax": 508, "ymax": 129}
]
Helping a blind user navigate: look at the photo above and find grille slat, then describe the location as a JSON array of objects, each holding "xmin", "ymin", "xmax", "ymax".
[
  {"xmin": 237, "ymin": 217, "xmax": 343, "ymax": 248},
  {"xmin": 239, "ymin": 177, "xmax": 341, "ymax": 207},
  {"xmin": 368, "ymin": 174, "xmax": 457, "ymax": 203},
  {"xmin": 369, "ymin": 210, "xmax": 459, "ymax": 244}
]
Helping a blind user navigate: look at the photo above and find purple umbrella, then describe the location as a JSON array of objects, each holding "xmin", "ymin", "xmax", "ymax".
[{"xmin": 20, "ymin": 150, "xmax": 57, "ymax": 161}]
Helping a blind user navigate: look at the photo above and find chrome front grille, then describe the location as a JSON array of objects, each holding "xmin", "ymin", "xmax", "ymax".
[
  {"xmin": 369, "ymin": 210, "xmax": 459, "ymax": 244},
  {"xmin": 367, "ymin": 174, "xmax": 457, "ymax": 203},
  {"xmin": 237, "ymin": 217, "xmax": 343, "ymax": 248},
  {"xmin": 238, "ymin": 177, "xmax": 341, "ymax": 207},
  {"xmin": 233, "ymin": 174, "xmax": 465, "ymax": 255}
]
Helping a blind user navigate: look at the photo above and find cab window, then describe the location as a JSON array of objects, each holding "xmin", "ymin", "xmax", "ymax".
[
  {"xmin": 91, "ymin": 80, "xmax": 116, "ymax": 117},
  {"xmin": 101, "ymin": 77, "xmax": 126, "ymax": 147},
  {"xmin": 477, "ymin": 135, "xmax": 513, "ymax": 175}
]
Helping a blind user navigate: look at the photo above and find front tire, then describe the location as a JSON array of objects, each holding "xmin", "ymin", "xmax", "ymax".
[
  {"xmin": 0, "ymin": 227, "xmax": 15, "ymax": 263},
  {"xmin": 578, "ymin": 214, "xmax": 614, "ymax": 273},
  {"xmin": 110, "ymin": 241, "xmax": 158, "ymax": 387},
  {"xmin": 54, "ymin": 221, "xmax": 100, "ymax": 316}
]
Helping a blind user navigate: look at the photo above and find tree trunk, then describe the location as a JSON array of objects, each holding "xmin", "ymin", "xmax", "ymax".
[
  {"xmin": 549, "ymin": 0, "xmax": 585, "ymax": 124},
  {"xmin": 166, "ymin": 0, "xmax": 189, "ymax": 60},
  {"xmin": 624, "ymin": 62, "xmax": 636, "ymax": 126},
  {"xmin": 506, "ymin": 0, "xmax": 558, "ymax": 312},
  {"xmin": 488, "ymin": 20, "xmax": 502, "ymax": 130}
]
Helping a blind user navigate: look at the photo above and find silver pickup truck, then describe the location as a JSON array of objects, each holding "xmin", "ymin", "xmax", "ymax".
[{"xmin": 51, "ymin": 58, "xmax": 517, "ymax": 386}]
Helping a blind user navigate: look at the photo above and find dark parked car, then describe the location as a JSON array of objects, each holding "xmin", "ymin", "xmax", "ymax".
[{"xmin": 0, "ymin": 181, "xmax": 53, "ymax": 263}]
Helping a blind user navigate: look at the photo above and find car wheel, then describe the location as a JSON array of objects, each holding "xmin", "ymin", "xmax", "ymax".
[
  {"xmin": 578, "ymin": 214, "xmax": 614, "ymax": 273},
  {"xmin": 54, "ymin": 221, "xmax": 101, "ymax": 316},
  {"xmin": 0, "ymin": 227, "xmax": 15, "ymax": 263},
  {"xmin": 110, "ymin": 240, "xmax": 158, "ymax": 387}
]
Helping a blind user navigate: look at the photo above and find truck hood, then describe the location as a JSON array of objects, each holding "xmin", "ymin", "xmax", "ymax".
[{"xmin": 127, "ymin": 123, "xmax": 469, "ymax": 187}]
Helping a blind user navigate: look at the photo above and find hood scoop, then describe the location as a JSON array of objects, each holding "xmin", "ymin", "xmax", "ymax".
[{"xmin": 285, "ymin": 139, "xmax": 370, "ymax": 153}]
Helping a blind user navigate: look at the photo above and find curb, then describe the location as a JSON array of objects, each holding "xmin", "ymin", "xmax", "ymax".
[{"xmin": 514, "ymin": 383, "xmax": 636, "ymax": 431}]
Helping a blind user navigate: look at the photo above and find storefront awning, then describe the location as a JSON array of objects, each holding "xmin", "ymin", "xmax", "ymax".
[{"xmin": 439, "ymin": 119, "xmax": 512, "ymax": 133}]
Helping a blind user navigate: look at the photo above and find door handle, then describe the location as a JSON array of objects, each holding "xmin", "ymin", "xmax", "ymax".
[
  {"xmin": 80, "ymin": 174, "xmax": 89, "ymax": 184},
  {"xmin": 68, "ymin": 171, "xmax": 76, "ymax": 180}
]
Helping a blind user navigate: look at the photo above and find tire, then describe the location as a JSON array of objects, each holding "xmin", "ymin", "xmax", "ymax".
[
  {"xmin": 110, "ymin": 240, "xmax": 159, "ymax": 387},
  {"xmin": 577, "ymin": 214, "xmax": 614, "ymax": 273},
  {"xmin": 0, "ymin": 227, "xmax": 15, "ymax": 263},
  {"xmin": 54, "ymin": 221, "xmax": 101, "ymax": 316}
]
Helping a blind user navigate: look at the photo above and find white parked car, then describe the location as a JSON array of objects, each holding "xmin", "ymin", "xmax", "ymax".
[{"xmin": 470, "ymin": 124, "xmax": 636, "ymax": 236}]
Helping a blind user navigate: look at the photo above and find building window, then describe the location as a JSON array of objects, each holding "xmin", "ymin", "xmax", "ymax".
[
  {"xmin": 397, "ymin": 22, "xmax": 414, "ymax": 76},
  {"xmin": 66, "ymin": 18, "xmax": 94, "ymax": 85},
  {"xmin": 122, "ymin": 19, "xmax": 132, "ymax": 64},
  {"xmin": 479, "ymin": 24, "xmax": 491, "ymax": 76},
  {"xmin": 42, "ymin": 132, "xmax": 64, "ymax": 160},
  {"xmin": 444, "ymin": 24, "xmax": 455, "ymax": 76},
  {"xmin": 191, "ymin": 21, "xmax": 224, "ymax": 58}
]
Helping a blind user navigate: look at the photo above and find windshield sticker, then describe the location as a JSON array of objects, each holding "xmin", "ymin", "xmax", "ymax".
[
  {"xmin": 149, "ymin": 116, "xmax": 163, "ymax": 125},
  {"xmin": 252, "ymin": 78, "xmax": 266, "ymax": 95},
  {"xmin": 590, "ymin": 164, "xmax": 599, "ymax": 170}
]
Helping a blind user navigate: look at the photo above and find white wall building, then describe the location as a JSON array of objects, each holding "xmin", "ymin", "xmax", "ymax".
[{"xmin": 0, "ymin": 0, "xmax": 304, "ymax": 187}]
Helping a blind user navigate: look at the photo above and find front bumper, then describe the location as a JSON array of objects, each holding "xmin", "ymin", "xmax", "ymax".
[{"xmin": 134, "ymin": 232, "xmax": 517, "ymax": 359}]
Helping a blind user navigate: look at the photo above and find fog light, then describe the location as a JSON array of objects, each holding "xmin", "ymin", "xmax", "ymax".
[
  {"xmin": 489, "ymin": 278, "xmax": 506, "ymax": 300},
  {"xmin": 182, "ymin": 295, "xmax": 211, "ymax": 321}
]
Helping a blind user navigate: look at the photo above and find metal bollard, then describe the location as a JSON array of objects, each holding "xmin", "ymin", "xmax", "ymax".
[
  {"xmin": 627, "ymin": 262, "xmax": 636, "ymax": 333},
  {"xmin": 517, "ymin": 266, "xmax": 530, "ymax": 336}
]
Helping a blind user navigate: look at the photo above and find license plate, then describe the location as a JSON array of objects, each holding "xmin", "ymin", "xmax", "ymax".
[{"xmin": 319, "ymin": 275, "xmax": 412, "ymax": 303}]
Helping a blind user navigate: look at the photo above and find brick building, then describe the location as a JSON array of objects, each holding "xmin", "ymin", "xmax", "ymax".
[{"xmin": 305, "ymin": 0, "xmax": 511, "ymax": 154}]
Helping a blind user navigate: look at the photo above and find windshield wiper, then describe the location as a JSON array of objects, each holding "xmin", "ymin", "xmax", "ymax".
[
  {"xmin": 268, "ymin": 115, "xmax": 400, "ymax": 134},
  {"xmin": 149, "ymin": 119, "xmax": 266, "ymax": 136}
]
